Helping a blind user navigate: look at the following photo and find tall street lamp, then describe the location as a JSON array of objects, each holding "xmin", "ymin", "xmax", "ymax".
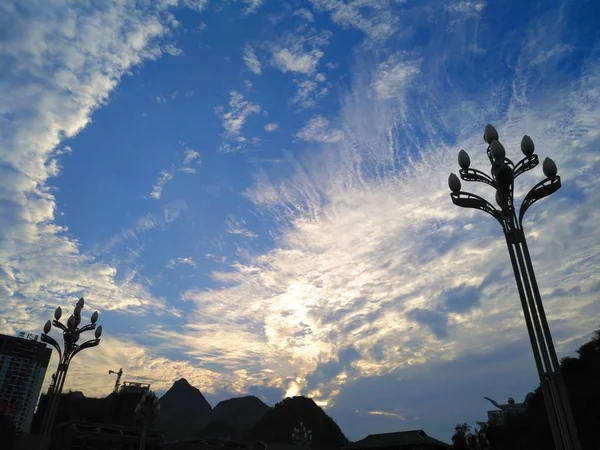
[
  {"xmin": 447, "ymin": 125, "xmax": 581, "ymax": 450},
  {"xmin": 135, "ymin": 391, "xmax": 160, "ymax": 450},
  {"xmin": 292, "ymin": 421, "xmax": 312, "ymax": 447},
  {"xmin": 39, "ymin": 297, "xmax": 102, "ymax": 450}
]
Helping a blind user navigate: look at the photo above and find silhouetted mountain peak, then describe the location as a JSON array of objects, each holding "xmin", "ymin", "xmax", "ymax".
[
  {"xmin": 213, "ymin": 395, "xmax": 268, "ymax": 412},
  {"xmin": 196, "ymin": 395, "xmax": 270, "ymax": 439},
  {"xmin": 156, "ymin": 379, "xmax": 212, "ymax": 441},
  {"xmin": 248, "ymin": 395, "xmax": 348, "ymax": 447}
]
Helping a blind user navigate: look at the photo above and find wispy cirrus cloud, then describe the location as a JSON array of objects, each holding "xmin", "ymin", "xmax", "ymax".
[
  {"xmin": 272, "ymin": 48, "xmax": 324, "ymax": 74},
  {"xmin": 269, "ymin": 29, "xmax": 331, "ymax": 75},
  {"xmin": 294, "ymin": 8, "xmax": 315, "ymax": 22},
  {"xmin": 243, "ymin": 44, "xmax": 262, "ymax": 75},
  {"xmin": 193, "ymin": 19, "xmax": 600, "ymax": 422},
  {"xmin": 309, "ymin": 0, "xmax": 399, "ymax": 41},
  {"xmin": 166, "ymin": 256, "xmax": 197, "ymax": 269},
  {"xmin": 296, "ymin": 115, "xmax": 344, "ymax": 143},
  {"xmin": 371, "ymin": 53, "xmax": 421, "ymax": 100},
  {"xmin": 150, "ymin": 170, "xmax": 173, "ymax": 200},
  {"xmin": 215, "ymin": 91, "xmax": 261, "ymax": 152},
  {"xmin": 290, "ymin": 74, "xmax": 329, "ymax": 110},
  {"xmin": 225, "ymin": 216, "xmax": 258, "ymax": 239}
]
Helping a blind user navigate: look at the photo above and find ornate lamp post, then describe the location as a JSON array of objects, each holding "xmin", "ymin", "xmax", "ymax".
[
  {"xmin": 447, "ymin": 125, "xmax": 581, "ymax": 450},
  {"xmin": 39, "ymin": 297, "xmax": 102, "ymax": 450},
  {"xmin": 292, "ymin": 422, "xmax": 312, "ymax": 447},
  {"xmin": 135, "ymin": 391, "xmax": 160, "ymax": 450}
]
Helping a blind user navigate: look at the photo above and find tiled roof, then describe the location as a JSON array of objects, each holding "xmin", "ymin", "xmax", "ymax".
[{"xmin": 344, "ymin": 430, "xmax": 450, "ymax": 449}]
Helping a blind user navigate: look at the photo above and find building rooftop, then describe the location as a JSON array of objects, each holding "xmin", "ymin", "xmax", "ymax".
[{"xmin": 344, "ymin": 430, "xmax": 450, "ymax": 449}]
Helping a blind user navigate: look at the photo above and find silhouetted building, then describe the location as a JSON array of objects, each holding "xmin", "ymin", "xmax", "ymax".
[
  {"xmin": 344, "ymin": 430, "xmax": 450, "ymax": 450},
  {"xmin": 120, "ymin": 381, "xmax": 151, "ymax": 395},
  {"xmin": 486, "ymin": 397, "xmax": 527, "ymax": 425},
  {"xmin": 165, "ymin": 437, "xmax": 267, "ymax": 450},
  {"xmin": 0, "ymin": 332, "xmax": 51, "ymax": 432},
  {"xmin": 50, "ymin": 420, "xmax": 163, "ymax": 450}
]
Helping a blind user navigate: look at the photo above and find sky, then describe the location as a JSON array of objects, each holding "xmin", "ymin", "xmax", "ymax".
[{"xmin": 1, "ymin": 0, "xmax": 599, "ymax": 443}]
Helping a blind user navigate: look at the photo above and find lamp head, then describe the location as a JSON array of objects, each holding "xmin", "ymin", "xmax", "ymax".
[
  {"xmin": 77, "ymin": 297, "xmax": 84, "ymax": 309},
  {"xmin": 484, "ymin": 124, "xmax": 499, "ymax": 144},
  {"xmin": 458, "ymin": 149, "xmax": 470, "ymax": 169},
  {"xmin": 43, "ymin": 320, "xmax": 52, "ymax": 334},
  {"xmin": 91, "ymin": 311, "xmax": 99, "ymax": 325},
  {"xmin": 543, "ymin": 157, "xmax": 557, "ymax": 178},
  {"xmin": 448, "ymin": 173, "xmax": 461, "ymax": 192},
  {"xmin": 95, "ymin": 325, "xmax": 103, "ymax": 339},
  {"xmin": 521, "ymin": 135, "xmax": 534, "ymax": 156},
  {"xmin": 54, "ymin": 306, "xmax": 62, "ymax": 320}
]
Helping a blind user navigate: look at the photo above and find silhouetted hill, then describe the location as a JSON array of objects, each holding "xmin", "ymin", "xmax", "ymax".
[
  {"xmin": 156, "ymin": 378, "xmax": 212, "ymax": 441},
  {"xmin": 32, "ymin": 390, "xmax": 144, "ymax": 432},
  {"xmin": 197, "ymin": 395, "xmax": 269, "ymax": 438},
  {"xmin": 247, "ymin": 396, "xmax": 348, "ymax": 448}
]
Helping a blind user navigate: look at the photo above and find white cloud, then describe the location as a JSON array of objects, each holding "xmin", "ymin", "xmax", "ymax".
[
  {"xmin": 290, "ymin": 78, "xmax": 329, "ymax": 110},
  {"xmin": 150, "ymin": 170, "xmax": 173, "ymax": 200},
  {"xmin": 445, "ymin": 1, "xmax": 486, "ymax": 18},
  {"xmin": 272, "ymin": 48, "xmax": 324, "ymax": 75},
  {"xmin": 531, "ymin": 43, "xmax": 573, "ymax": 65},
  {"xmin": 309, "ymin": 0, "xmax": 398, "ymax": 40},
  {"xmin": 296, "ymin": 115, "xmax": 344, "ymax": 143},
  {"xmin": 167, "ymin": 256, "xmax": 197, "ymax": 269},
  {"xmin": 0, "ymin": 0, "xmax": 186, "ymax": 323},
  {"xmin": 183, "ymin": 148, "xmax": 201, "ymax": 164},
  {"xmin": 241, "ymin": 0, "xmax": 264, "ymax": 14},
  {"xmin": 243, "ymin": 44, "xmax": 262, "ymax": 75},
  {"xmin": 224, "ymin": 45, "xmax": 600, "ymax": 413},
  {"xmin": 105, "ymin": 201, "xmax": 187, "ymax": 250},
  {"xmin": 183, "ymin": 0, "xmax": 210, "ymax": 12},
  {"xmin": 215, "ymin": 91, "xmax": 261, "ymax": 152},
  {"xmin": 371, "ymin": 53, "xmax": 421, "ymax": 100},
  {"xmin": 294, "ymin": 8, "xmax": 315, "ymax": 22},
  {"xmin": 155, "ymin": 91, "xmax": 178, "ymax": 104},
  {"xmin": 225, "ymin": 217, "xmax": 258, "ymax": 239},
  {"xmin": 264, "ymin": 123, "xmax": 279, "ymax": 132}
]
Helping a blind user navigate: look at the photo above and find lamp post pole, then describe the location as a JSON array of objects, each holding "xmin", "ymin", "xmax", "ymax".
[
  {"xmin": 447, "ymin": 125, "xmax": 581, "ymax": 450},
  {"xmin": 135, "ymin": 391, "xmax": 160, "ymax": 450},
  {"xmin": 39, "ymin": 297, "xmax": 102, "ymax": 450}
]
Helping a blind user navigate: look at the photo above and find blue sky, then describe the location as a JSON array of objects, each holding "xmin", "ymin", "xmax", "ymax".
[{"xmin": 1, "ymin": 0, "xmax": 600, "ymax": 443}]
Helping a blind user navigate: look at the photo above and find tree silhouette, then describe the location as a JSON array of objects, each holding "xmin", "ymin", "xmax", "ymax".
[{"xmin": 455, "ymin": 326, "xmax": 600, "ymax": 450}]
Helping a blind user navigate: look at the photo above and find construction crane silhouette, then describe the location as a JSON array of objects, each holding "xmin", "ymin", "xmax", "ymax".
[{"xmin": 108, "ymin": 368, "xmax": 123, "ymax": 393}]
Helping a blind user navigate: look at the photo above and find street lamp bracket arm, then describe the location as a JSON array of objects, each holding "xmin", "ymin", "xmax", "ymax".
[
  {"xmin": 68, "ymin": 339, "xmax": 100, "ymax": 362},
  {"xmin": 458, "ymin": 168, "xmax": 495, "ymax": 187},
  {"xmin": 41, "ymin": 333, "xmax": 63, "ymax": 361},
  {"xmin": 52, "ymin": 320, "xmax": 68, "ymax": 332},
  {"xmin": 450, "ymin": 191, "xmax": 504, "ymax": 225},
  {"xmin": 518, "ymin": 176, "xmax": 561, "ymax": 227},
  {"xmin": 78, "ymin": 323, "xmax": 97, "ymax": 334},
  {"xmin": 513, "ymin": 154, "xmax": 539, "ymax": 179}
]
